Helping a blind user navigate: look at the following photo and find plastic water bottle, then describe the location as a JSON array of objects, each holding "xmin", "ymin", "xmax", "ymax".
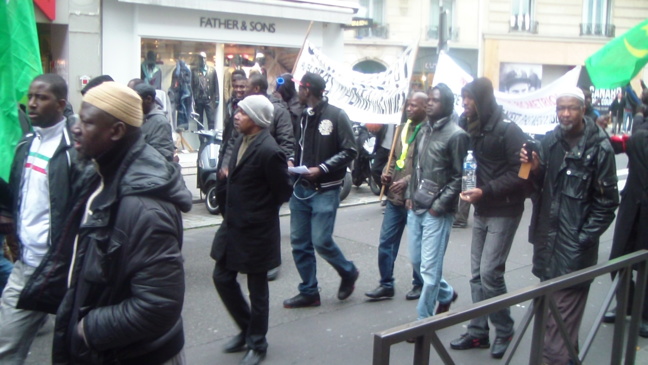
[{"xmin": 463, "ymin": 150, "xmax": 477, "ymax": 191}]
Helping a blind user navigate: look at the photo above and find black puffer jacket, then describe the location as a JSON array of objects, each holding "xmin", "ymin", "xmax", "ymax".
[
  {"xmin": 53, "ymin": 136, "xmax": 192, "ymax": 365},
  {"xmin": 293, "ymin": 97, "xmax": 357, "ymax": 188},
  {"xmin": 462, "ymin": 78, "xmax": 530, "ymax": 217},
  {"xmin": 529, "ymin": 119, "xmax": 618, "ymax": 282}
]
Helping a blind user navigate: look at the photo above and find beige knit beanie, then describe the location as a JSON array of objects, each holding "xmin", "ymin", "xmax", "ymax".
[{"xmin": 83, "ymin": 81, "xmax": 143, "ymax": 127}]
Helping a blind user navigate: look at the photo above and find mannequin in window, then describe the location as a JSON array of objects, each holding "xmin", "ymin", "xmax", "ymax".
[
  {"xmin": 141, "ymin": 50, "xmax": 162, "ymax": 90},
  {"xmin": 169, "ymin": 55, "xmax": 193, "ymax": 130},
  {"xmin": 191, "ymin": 52, "xmax": 220, "ymax": 130}
]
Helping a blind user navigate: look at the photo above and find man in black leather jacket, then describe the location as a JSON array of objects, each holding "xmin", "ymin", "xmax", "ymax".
[
  {"xmin": 283, "ymin": 72, "xmax": 358, "ymax": 308},
  {"xmin": 53, "ymin": 82, "xmax": 192, "ymax": 364},
  {"xmin": 450, "ymin": 77, "xmax": 528, "ymax": 359},
  {"xmin": 404, "ymin": 84, "xmax": 468, "ymax": 321},
  {"xmin": 521, "ymin": 87, "xmax": 618, "ymax": 365}
]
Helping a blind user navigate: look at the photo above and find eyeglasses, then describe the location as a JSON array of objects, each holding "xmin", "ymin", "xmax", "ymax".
[{"xmin": 556, "ymin": 105, "xmax": 582, "ymax": 113}]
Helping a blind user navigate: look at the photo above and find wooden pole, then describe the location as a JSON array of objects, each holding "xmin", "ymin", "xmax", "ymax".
[
  {"xmin": 292, "ymin": 21, "xmax": 315, "ymax": 75},
  {"xmin": 379, "ymin": 40, "xmax": 421, "ymax": 201},
  {"xmin": 379, "ymin": 124, "xmax": 403, "ymax": 201}
]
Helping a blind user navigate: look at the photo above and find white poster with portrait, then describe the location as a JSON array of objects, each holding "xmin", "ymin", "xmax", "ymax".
[{"xmin": 499, "ymin": 63, "xmax": 543, "ymax": 94}]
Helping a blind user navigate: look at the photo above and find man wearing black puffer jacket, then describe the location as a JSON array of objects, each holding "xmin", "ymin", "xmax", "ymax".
[
  {"xmin": 450, "ymin": 77, "xmax": 529, "ymax": 359},
  {"xmin": 53, "ymin": 82, "xmax": 192, "ymax": 365}
]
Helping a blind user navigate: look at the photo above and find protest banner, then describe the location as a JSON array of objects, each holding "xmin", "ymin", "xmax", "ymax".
[
  {"xmin": 293, "ymin": 41, "xmax": 417, "ymax": 124},
  {"xmin": 433, "ymin": 52, "xmax": 581, "ymax": 136}
]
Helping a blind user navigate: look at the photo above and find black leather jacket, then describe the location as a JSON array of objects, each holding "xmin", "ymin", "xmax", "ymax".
[
  {"xmin": 293, "ymin": 97, "xmax": 357, "ymax": 188},
  {"xmin": 529, "ymin": 119, "xmax": 619, "ymax": 282},
  {"xmin": 406, "ymin": 114, "xmax": 469, "ymax": 214}
]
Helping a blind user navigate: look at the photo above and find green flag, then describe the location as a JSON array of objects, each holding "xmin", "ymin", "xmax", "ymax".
[
  {"xmin": 585, "ymin": 19, "xmax": 648, "ymax": 89},
  {"xmin": 0, "ymin": 0, "xmax": 42, "ymax": 181}
]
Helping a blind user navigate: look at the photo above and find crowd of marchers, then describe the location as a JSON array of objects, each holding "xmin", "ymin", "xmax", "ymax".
[{"xmin": 0, "ymin": 69, "xmax": 647, "ymax": 365}]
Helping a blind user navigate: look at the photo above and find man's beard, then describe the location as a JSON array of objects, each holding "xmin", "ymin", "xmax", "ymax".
[
  {"xmin": 75, "ymin": 150, "xmax": 93, "ymax": 168},
  {"xmin": 559, "ymin": 122, "xmax": 574, "ymax": 131}
]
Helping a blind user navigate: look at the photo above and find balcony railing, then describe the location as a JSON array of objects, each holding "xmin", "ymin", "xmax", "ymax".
[
  {"xmin": 509, "ymin": 13, "xmax": 538, "ymax": 33},
  {"xmin": 580, "ymin": 23, "xmax": 615, "ymax": 37},
  {"xmin": 425, "ymin": 26, "xmax": 459, "ymax": 41},
  {"xmin": 356, "ymin": 24, "xmax": 390, "ymax": 39}
]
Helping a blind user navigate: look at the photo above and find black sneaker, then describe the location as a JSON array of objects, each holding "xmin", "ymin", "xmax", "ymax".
[
  {"xmin": 450, "ymin": 333, "xmax": 490, "ymax": 350},
  {"xmin": 365, "ymin": 285, "xmax": 395, "ymax": 300},
  {"xmin": 338, "ymin": 269, "xmax": 359, "ymax": 300},
  {"xmin": 405, "ymin": 286, "xmax": 422, "ymax": 300},
  {"xmin": 283, "ymin": 293, "xmax": 321, "ymax": 308},
  {"xmin": 491, "ymin": 336, "xmax": 512, "ymax": 359}
]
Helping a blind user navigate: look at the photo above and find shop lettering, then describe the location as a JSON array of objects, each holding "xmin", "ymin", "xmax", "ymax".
[{"xmin": 200, "ymin": 17, "xmax": 276, "ymax": 33}]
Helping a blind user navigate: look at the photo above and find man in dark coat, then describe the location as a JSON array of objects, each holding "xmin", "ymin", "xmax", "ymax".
[
  {"xmin": 450, "ymin": 77, "xmax": 528, "ymax": 359},
  {"xmin": 133, "ymin": 83, "xmax": 175, "ymax": 161},
  {"xmin": 53, "ymin": 82, "xmax": 192, "ymax": 364},
  {"xmin": 211, "ymin": 95, "xmax": 292, "ymax": 365},
  {"xmin": 604, "ymin": 127, "xmax": 648, "ymax": 336},
  {"xmin": 521, "ymin": 87, "xmax": 618, "ymax": 364}
]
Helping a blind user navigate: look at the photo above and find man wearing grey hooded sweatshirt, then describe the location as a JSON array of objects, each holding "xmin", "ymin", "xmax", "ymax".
[
  {"xmin": 450, "ymin": 77, "xmax": 529, "ymax": 359},
  {"xmin": 133, "ymin": 83, "xmax": 175, "ymax": 161}
]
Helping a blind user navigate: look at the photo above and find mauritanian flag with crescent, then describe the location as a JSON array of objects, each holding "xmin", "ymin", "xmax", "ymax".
[
  {"xmin": 0, "ymin": 0, "xmax": 42, "ymax": 181},
  {"xmin": 585, "ymin": 19, "xmax": 648, "ymax": 89}
]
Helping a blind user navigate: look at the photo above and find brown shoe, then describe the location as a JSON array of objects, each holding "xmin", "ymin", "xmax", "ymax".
[{"xmin": 436, "ymin": 290, "xmax": 458, "ymax": 314}]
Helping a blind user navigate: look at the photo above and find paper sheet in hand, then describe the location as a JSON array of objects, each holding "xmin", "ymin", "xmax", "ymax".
[{"xmin": 288, "ymin": 165, "xmax": 311, "ymax": 174}]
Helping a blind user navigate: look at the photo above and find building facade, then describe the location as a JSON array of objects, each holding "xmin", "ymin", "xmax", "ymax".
[{"xmin": 34, "ymin": 0, "xmax": 357, "ymax": 128}]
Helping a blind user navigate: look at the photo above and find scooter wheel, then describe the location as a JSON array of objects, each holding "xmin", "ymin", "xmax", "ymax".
[{"xmin": 205, "ymin": 184, "xmax": 220, "ymax": 215}]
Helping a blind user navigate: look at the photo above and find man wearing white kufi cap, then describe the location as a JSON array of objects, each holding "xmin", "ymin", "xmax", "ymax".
[
  {"xmin": 211, "ymin": 94, "xmax": 292, "ymax": 365},
  {"xmin": 53, "ymin": 81, "xmax": 192, "ymax": 364},
  {"xmin": 520, "ymin": 85, "xmax": 619, "ymax": 364}
]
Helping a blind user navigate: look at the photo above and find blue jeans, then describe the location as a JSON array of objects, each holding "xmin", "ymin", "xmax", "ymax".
[
  {"xmin": 468, "ymin": 214, "xmax": 521, "ymax": 338},
  {"xmin": 378, "ymin": 201, "xmax": 422, "ymax": 289},
  {"xmin": 407, "ymin": 210, "xmax": 454, "ymax": 320},
  {"xmin": 289, "ymin": 184, "xmax": 356, "ymax": 296}
]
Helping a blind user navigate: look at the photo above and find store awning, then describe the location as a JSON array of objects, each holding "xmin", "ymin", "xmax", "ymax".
[{"xmin": 119, "ymin": 0, "xmax": 357, "ymax": 24}]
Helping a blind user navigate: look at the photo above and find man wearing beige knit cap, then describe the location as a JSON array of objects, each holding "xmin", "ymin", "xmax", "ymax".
[
  {"xmin": 211, "ymin": 94, "xmax": 292, "ymax": 365},
  {"xmin": 53, "ymin": 81, "xmax": 192, "ymax": 365}
]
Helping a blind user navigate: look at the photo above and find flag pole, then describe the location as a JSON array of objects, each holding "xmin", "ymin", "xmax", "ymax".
[
  {"xmin": 379, "ymin": 39, "xmax": 421, "ymax": 202},
  {"xmin": 292, "ymin": 21, "xmax": 314, "ymax": 75}
]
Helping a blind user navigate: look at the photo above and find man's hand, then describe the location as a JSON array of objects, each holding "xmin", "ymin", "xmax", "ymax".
[
  {"xmin": 460, "ymin": 188, "xmax": 483, "ymax": 204},
  {"xmin": 381, "ymin": 174, "xmax": 392, "ymax": 185},
  {"xmin": 519, "ymin": 144, "xmax": 540, "ymax": 173},
  {"xmin": 405, "ymin": 199, "xmax": 412, "ymax": 210},
  {"xmin": 303, "ymin": 167, "xmax": 322, "ymax": 182},
  {"xmin": 217, "ymin": 167, "xmax": 229, "ymax": 180},
  {"xmin": 390, "ymin": 179, "xmax": 407, "ymax": 195},
  {"xmin": 288, "ymin": 160, "xmax": 295, "ymax": 168}
]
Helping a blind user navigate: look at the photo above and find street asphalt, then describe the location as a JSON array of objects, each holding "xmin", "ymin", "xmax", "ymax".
[{"xmin": 25, "ymin": 153, "xmax": 648, "ymax": 365}]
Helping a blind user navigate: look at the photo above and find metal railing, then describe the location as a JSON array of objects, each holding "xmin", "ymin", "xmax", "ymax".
[{"xmin": 372, "ymin": 250, "xmax": 648, "ymax": 365}]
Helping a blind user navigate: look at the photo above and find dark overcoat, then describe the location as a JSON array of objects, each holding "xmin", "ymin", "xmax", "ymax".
[
  {"xmin": 211, "ymin": 129, "xmax": 292, "ymax": 273},
  {"xmin": 610, "ymin": 129, "xmax": 648, "ymax": 260}
]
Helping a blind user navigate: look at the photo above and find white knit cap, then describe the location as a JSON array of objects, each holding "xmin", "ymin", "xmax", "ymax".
[
  {"xmin": 557, "ymin": 86, "xmax": 585, "ymax": 102},
  {"xmin": 238, "ymin": 95, "xmax": 273, "ymax": 128}
]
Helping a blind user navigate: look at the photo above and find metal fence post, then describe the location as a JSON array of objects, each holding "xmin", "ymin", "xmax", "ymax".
[{"xmin": 529, "ymin": 295, "xmax": 547, "ymax": 365}]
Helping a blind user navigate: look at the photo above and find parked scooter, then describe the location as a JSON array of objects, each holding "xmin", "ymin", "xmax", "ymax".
[
  {"xmin": 350, "ymin": 123, "xmax": 381, "ymax": 195},
  {"xmin": 191, "ymin": 119, "xmax": 222, "ymax": 214}
]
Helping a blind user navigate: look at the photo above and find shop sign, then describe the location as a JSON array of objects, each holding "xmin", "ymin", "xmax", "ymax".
[
  {"xmin": 199, "ymin": 17, "xmax": 276, "ymax": 33},
  {"xmin": 343, "ymin": 17, "xmax": 373, "ymax": 29}
]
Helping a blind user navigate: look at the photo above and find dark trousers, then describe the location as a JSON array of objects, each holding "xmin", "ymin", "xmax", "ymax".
[
  {"xmin": 213, "ymin": 262, "xmax": 269, "ymax": 352},
  {"xmin": 195, "ymin": 100, "xmax": 215, "ymax": 130}
]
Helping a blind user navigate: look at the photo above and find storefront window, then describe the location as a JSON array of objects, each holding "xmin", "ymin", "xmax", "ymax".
[{"xmin": 140, "ymin": 38, "xmax": 297, "ymax": 130}]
